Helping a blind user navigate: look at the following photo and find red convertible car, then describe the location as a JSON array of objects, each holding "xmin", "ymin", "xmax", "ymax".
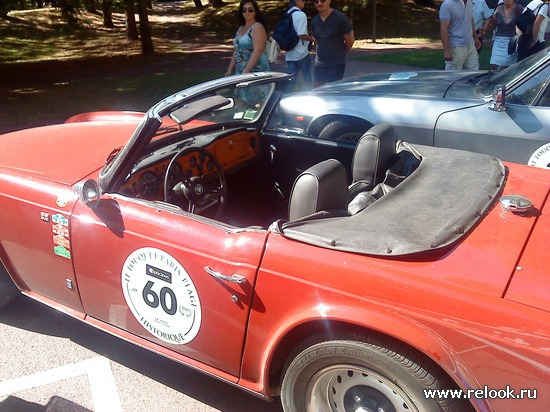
[{"xmin": 0, "ymin": 73, "xmax": 548, "ymax": 412}]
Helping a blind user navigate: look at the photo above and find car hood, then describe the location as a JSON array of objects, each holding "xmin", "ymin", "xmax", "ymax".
[
  {"xmin": 312, "ymin": 70, "xmax": 487, "ymax": 100},
  {"xmin": 0, "ymin": 120, "xmax": 139, "ymax": 185}
]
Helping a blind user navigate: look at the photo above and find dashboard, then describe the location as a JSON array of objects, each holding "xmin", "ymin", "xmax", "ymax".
[{"xmin": 120, "ymin": 129, "xmax": 260, "ymax": 200}]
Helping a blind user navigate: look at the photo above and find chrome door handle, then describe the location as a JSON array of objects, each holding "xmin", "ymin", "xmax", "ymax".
[{"xmin": 204, "ymin": 267, "xmax": 246, "ymax": 284}]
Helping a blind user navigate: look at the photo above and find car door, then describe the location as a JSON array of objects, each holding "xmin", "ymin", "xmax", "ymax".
[
  {"xmin": 434, "ymin": 64, "xmax": 550, "ymax": 167},
  {"xmin": 70, "ymin": 195, "xmax": 268, "ymax": 378}
]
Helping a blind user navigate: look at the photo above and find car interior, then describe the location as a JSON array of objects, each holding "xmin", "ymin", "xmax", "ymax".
[{"xmin": 117, "ymin": 117, "xmax": 419, "ymax": 230}]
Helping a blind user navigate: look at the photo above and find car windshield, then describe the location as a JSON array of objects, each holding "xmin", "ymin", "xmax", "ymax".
[
  {"xmin": 478, "ymin": 48, "xmax": 550, "ymax": 95},
  {"xmin": 98, "ymin": 73, "xmax": 287, "ymax": 193},
  {"xmin": 152, "ymin": 81, "xmax": 276, "ymax": 141},
  {"xmin": 101, "ymin": 79, "xmax": 276, "ymax": 167}
]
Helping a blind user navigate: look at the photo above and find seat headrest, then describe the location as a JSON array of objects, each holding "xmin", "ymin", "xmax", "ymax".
[
  {"xmin": 351, "ymin": 124, "xmax": 397, "ymax": 191},
  {"xmin": 289, "ymin": 159, "xmax": 349, "ymax": 221}
]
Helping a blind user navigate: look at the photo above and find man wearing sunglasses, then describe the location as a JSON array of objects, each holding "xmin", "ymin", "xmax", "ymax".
[{"xmin": 311, "ymin": 0, "xmax": 355, "ymax": 87}]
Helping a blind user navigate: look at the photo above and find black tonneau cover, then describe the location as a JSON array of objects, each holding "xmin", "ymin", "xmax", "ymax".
[{"xmin": 277, "ymin": 144, "xmax": 506, "ymax": 256}]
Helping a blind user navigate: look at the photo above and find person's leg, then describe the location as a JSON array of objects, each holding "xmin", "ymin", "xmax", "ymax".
[
  {"xmin": 314, "ymin": 65, "xmax": 329, "ymax": 88},
  {"xmin": 299, "ymin": 54, "xmax": 312, "ymax": 88},
  {"xmin": 450, "ymin": 46, "xmax": 467, "ymax": 70},
  {"xmin": 324, "ymin": 64, "xmax": 346, "ymax": 83},
  {"xmin": 287, "ymin": 60, "xmax": 300, "ymax": 89},
  {"xmin": 463, "ymin": 44, "xmax": 479, "ymax": 70}
]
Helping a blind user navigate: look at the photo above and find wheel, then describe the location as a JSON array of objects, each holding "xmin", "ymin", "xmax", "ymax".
[
  {"xmin": 318, "ymin": 121, "xmax": 369, "ymax": 144},
  {"xmin": 0, "ymin": 265, "xmax": 19, "ymax": 309},
  {"xmin": 164, "ymin": 147, "xmax": 227, "ymax": 219},
  {"xmin": 281, "ymin": 339, "xmax": 468, "ymax": 412}
]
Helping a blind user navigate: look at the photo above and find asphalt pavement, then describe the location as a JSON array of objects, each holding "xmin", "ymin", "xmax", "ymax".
[
  {"xmin": 0, "ymin": 295, "xmax": 283, "ymax": 412},
  {"xmin": 182, "ymin": 40, "xmax": 441, "ymax": 79},
  {"xmin": 269, "ymin": 41, "xmax": 442, "ymax": 78}
]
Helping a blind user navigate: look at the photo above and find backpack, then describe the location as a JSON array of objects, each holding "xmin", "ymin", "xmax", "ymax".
[{"xmin": 272, "ymin": 9, "xmax": 300, "ymax": 52}]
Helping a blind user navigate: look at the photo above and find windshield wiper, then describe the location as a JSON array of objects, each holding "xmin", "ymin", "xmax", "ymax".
[{"xmin": 156, "ymin": 126, "xmax": 179, "ymax": 135}]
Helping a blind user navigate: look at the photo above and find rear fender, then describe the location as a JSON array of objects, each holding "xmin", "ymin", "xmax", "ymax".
[{"xmin": 241, "ymin": 301, "xmax": 483, "ymax": 405}]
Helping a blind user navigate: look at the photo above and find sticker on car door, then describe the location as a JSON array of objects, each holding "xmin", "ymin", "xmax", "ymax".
[
  {"xmin": 529, "ymin": 143, "xmax": 550, "ymax": 169},
  {"xmin": 122, "ymin": 247, "xmax": 202, "ymax": 344}
]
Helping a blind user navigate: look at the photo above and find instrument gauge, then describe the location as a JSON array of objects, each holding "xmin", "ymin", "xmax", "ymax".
[
  {"xmin": 138, "ymin": 171, "xmax": 160, "ymax": 199},
  {"xmin": 167, "ymin": 162, "xmax": 184, "ymax": 189}
]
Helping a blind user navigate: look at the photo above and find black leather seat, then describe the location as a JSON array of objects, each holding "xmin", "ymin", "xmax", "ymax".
[
  {"xmin": 288, "ymin": 159, "xmax": 349, "ymax": 221},
  {"xmin": 348, "ymin": 124, "xmax": 397, "ymax": 215},
  {"xmin": 349, "ymin": 124, "xmax": 397, "ymax": 196}
]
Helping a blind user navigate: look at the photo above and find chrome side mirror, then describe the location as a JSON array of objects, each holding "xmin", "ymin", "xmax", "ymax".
[
  {"xmin": 489, "ymin": 84, "xmax": 506, "ymax": 112},
  {"xmin": 74, "ymin": 179, "xmax": 101, "ymax": 208}
]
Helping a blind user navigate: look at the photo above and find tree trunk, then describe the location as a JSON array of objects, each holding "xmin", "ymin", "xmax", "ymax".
[
  {"xmin": 137, "ymin": 0, "xmax": 154, "ymax": 55},
  {"xmin": 125, "ymin": 0, "xmax": 139, "ymax": 40},
  {"xmin": 57, "ymin": 0, "xmax": 78, "ymax": 26},
  {"xmin": 193, "ymin": 0, "xmax": 203, "ymax": 8},
  {"xmin": 102, "ymin": 0, "xmax": 114, "ymax": 27},
  {"xmin": 84, "ymin": 0, "xmax": 96, "ymax": 13}
]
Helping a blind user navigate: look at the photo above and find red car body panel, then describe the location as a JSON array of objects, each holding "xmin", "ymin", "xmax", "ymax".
[
  {"xmin": 65, "ymin": 111, "xmax": 146, "ymax": 124},
  {"xmin": 238, "ymin": 163, "xmax": 550, "ymax": 410},
  {"xmin": 69, "ymin": 191, "xmax": 268, "ymax": 377},
  {"xmin": 65, "ymin": 111, "xmax": 213, "ymax": 133},
  {"xmin": 1, "ymin": 75, "xmax": 549, "ymax": 411},
  {"xmin": 0, "ymin": 122, "xmax": 136, "ymax": 184},
  {"xmin": 505, "ymin": 196, "xmax": 550, "ymax": 312},
  {"xmin": 0, "ymin": 167, "xmax": 84, "ymax": 310}
]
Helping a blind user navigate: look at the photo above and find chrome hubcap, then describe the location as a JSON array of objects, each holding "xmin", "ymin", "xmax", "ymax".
[{"xmin": 306, "ymin": 365, "xmax": 418, "ymax": 412}]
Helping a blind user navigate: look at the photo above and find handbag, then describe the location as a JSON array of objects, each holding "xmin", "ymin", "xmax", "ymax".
[{"xmin": 265, "ymin": 37, "xmax": 279, "ymax": 64}]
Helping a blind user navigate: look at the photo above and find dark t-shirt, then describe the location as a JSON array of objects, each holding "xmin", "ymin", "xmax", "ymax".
[{"xmin": 312, "ymin": 9, "xmax": 352, "ymax": 66}]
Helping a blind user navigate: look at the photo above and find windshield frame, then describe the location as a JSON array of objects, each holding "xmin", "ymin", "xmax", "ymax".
[
  {"xmin": 98, "ymin": 72, "xmax": 292, "ymax": 193},
  {"xmin": 478, "ymin": 48, "xmax": 550, "ymax": 96}
]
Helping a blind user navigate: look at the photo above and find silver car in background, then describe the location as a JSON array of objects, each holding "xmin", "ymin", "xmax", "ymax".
[{"xmin": 270, "ymin": 48, "xmax": 550, "ymax": 169}]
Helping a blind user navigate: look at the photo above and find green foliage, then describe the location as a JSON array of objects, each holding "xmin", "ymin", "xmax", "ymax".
[
  {"xmin": 0, "ymin": 0, "xmax": 19, "ymax": 18},
  {"xmin": 199, "ymin": 0, "xmax": 441, "ymax": 40}
]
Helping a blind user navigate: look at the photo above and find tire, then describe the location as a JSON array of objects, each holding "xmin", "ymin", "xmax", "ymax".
[
  {"xmin": 281, "ymin": 339, "xmax": 469, "ymax": 412},
  {"xmin": 318, "ymin": 121, "xmax": 368, "ymax": 144},
  {"xmin": 0, "ymin": 264, "xmax": 19, "ymax": 309}
]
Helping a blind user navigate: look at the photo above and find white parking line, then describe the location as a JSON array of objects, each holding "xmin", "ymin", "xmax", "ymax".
[{"xmin": 0, "ymin": 357, "xmax": 122, "ymax": 412}]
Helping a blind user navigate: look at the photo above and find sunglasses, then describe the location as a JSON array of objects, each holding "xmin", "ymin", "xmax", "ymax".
[
  {"xmin": 242, "ymin": 6, "xmax": 255, "ymax": 12},
  {"xmin": 314, "ymin": 0, "xmax": 326, "ymax": 3}
]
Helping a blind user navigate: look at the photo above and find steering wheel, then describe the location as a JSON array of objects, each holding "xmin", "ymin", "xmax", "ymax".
[{"xmin": 164, "ymin": 147, "xmax": 227, "ymax": 219}]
